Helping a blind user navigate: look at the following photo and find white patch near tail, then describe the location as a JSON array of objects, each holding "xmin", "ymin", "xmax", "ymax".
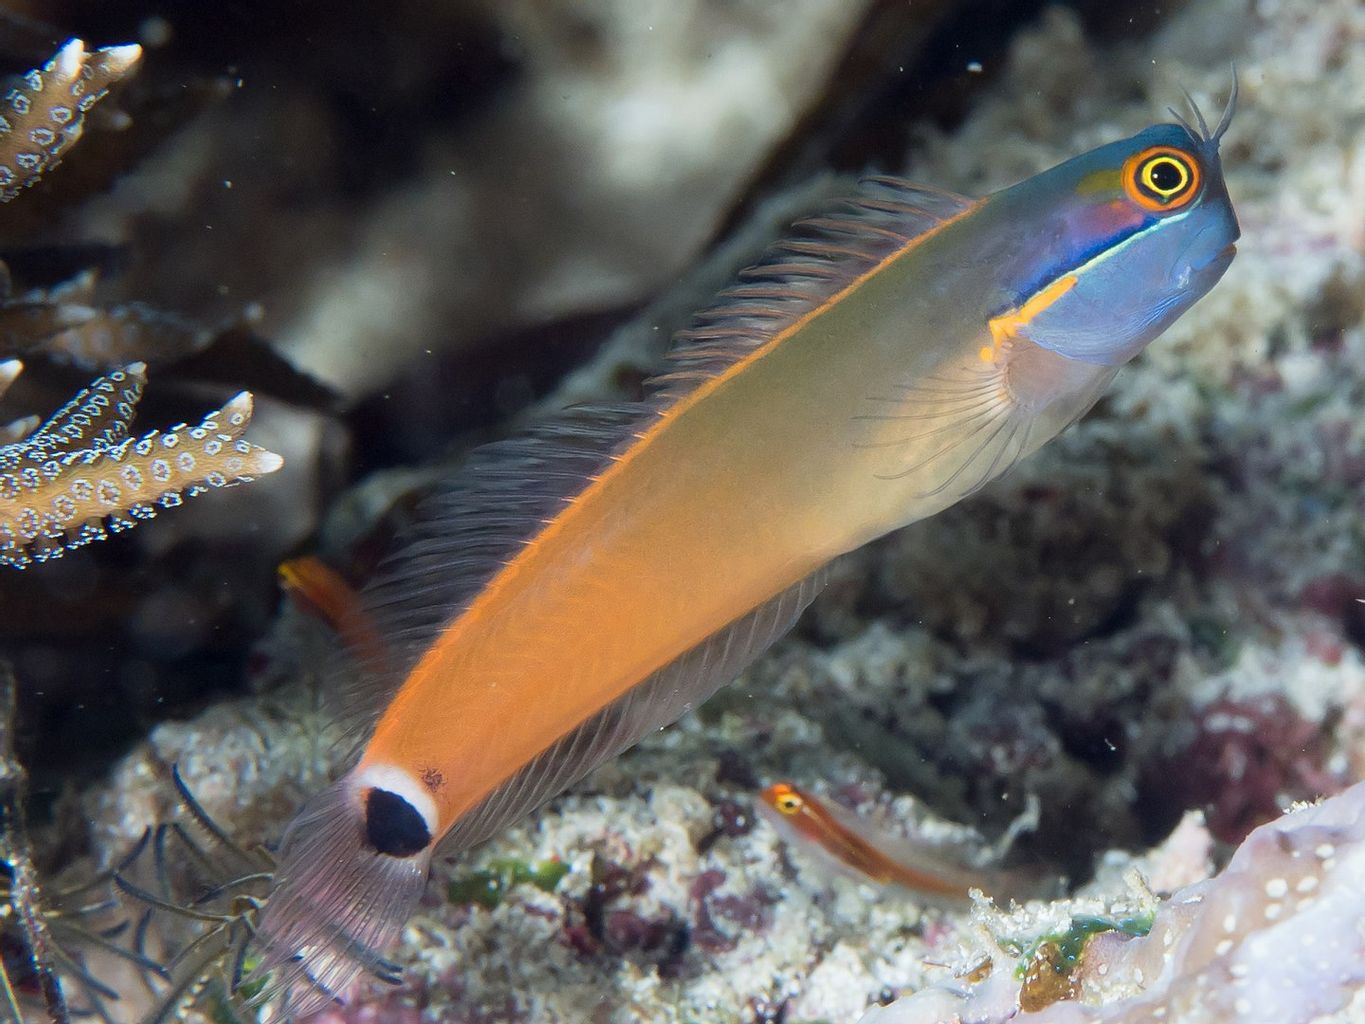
[{"xmin": 250, "ymin": 770, "xmax": 432, "ymax": 1019}]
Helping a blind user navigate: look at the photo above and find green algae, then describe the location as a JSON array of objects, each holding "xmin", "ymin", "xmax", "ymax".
[
  {"xmin": 448, "ymin": 858, "xmax": 571, "ymax": 909},
  {"xmin": 1008, "ymin": 911, "xmax": 1154, "ymax": 1011},
  {"xmin": 1009, "ymin": 910, "xmax": 1154, "ymax": 981},
  {"xmin": 208, "ymin": 956, "xmax": 266, "ymax": 1024}
]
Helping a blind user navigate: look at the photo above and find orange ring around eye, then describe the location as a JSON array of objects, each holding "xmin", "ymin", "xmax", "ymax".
[
  {"xmin": 1122, "ymin": 146, "xmax": 1201, "ymax": 212},
  {"xmin": 768, "ymin": 784, "xmax": 804, "ymax": 815}
]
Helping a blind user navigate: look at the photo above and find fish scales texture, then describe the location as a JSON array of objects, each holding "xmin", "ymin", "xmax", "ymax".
[{"xmin": 253, "ymin": 110, "xmax": 1239, "ymax": 1015}]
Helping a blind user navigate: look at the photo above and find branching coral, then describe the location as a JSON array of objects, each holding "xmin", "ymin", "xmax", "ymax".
[
  {"xmin": 0, "ymin": 29, "xmax": 291, "ymax": 1018},
  {"xmin": 0, "ymin": 38, "xmax": 142, "ymax": 203},
  {"xmin": 0, "ymin": 37, "xmax": 283, "ymax": 570},
  {"xmin": 0, "ymin": 265, "xmax": 218, "ymax": 371},
  {"xmin": 0, "ymin": 360, "xmax": 282, "ymax": 568}
]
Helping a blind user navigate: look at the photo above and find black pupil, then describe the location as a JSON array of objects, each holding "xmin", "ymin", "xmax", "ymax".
[{"xmin": 1150, "ymin": 159, "xmax": 1185, "ymax": 192}]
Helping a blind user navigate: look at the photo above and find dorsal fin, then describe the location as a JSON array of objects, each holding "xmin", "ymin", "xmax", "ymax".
[
  {"xmin": 356, "ymin": 177, "xmax": 977, "ymax": 694},
  {"xmin": 359, "ymin": 403, "xmax": 643, "ymax": 680},
  {"xmin": 649, "ymin": 178, "xmax": 977, "ymax": 400}
]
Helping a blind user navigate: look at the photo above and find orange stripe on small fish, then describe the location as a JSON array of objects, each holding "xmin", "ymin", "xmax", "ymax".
[
  {"xmin": 278, "ymin": 556, "xmax": 387, "ymax": 669},
  {"xmin": 759, "ymin": 783, "xmax": 1016, "ymax": 902}
]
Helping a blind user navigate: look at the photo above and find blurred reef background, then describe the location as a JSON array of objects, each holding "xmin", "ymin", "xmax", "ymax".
[{"xmin": 0, "ymin": 0, "xmax": 1363, "ymax": 1021}]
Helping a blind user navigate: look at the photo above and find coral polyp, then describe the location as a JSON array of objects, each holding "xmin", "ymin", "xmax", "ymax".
[{"xmin": 0, "ymin": 38, "xmax": 142, "ymax": 202}]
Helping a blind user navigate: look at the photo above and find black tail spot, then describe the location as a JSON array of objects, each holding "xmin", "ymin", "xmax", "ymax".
[{"xmin": 364, "ymin": 787, "xmax": 431, "ymax": 857}]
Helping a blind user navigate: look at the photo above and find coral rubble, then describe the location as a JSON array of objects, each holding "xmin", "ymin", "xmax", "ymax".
[{"xmin": 862, "ymin": 780, "xmax": 1365, "ymax": 1024}]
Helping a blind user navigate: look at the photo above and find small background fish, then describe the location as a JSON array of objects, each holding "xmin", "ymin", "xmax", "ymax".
[{"xmin": 757, "ymin": 782, "xmax": 1047, "ymax": 904}]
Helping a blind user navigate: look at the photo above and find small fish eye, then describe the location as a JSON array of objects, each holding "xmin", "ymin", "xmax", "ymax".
[
  {"xmin": 777, "ymin": 793, "xmax": 803, "ymax": 815},
  {"xmin": 1123, "ymin": 146, "xmax": 1201, "ymax": 212}
]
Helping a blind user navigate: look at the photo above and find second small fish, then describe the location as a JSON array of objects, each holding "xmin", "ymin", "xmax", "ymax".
[{"xmin": 760, "ymin": 783, "xmax": 1038, "ymax": 904}]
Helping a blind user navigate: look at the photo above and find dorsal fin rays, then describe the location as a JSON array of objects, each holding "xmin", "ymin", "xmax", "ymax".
[
  {"xmin": 647, "ymin": 176, "xmax": 977, "ymax": 402},
  {"xmin": 357, "ymin": 403, "xmax": 644, "ymax": 686}
]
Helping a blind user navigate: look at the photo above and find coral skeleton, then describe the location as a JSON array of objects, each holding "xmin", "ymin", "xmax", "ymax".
[
  {"xmin": 0, "ymin": 268, "xmax": 217, "ymax": 371},
  {"xmin": 0, "ymin": 360, "xmax": 282, "ymax": 568}
]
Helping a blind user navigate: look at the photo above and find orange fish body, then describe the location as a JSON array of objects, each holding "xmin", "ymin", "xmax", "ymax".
[
  {"xmin": 254, "ymin": 105, "xmax": 1238, "ymax": 1014},
  {"xmin": 364, "ymin": 312, "xmax": 954, "ymax": 834}
]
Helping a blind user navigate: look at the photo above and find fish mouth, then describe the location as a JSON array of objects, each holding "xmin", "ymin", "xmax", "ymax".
[{"xmin": 1197, "ymin": 242, "xmax": 1237, "ymax": 273}]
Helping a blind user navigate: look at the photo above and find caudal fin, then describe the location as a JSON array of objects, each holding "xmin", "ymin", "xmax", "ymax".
[{"xmin": 249, "ymin": 773, "xmax": 431, "ymax": 1019}]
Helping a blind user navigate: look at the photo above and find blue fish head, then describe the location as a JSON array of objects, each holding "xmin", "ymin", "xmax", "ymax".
[{"xmin": 996, "ymin": 112, "xmax": 1240, "ymax": 366}]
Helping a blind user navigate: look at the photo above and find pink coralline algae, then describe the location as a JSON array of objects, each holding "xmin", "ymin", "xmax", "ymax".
[{"xmin": 1149, "ymin": 693, "xmax": 1341, "ymax": 844}]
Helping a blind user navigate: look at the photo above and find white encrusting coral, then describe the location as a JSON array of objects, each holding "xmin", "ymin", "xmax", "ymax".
[{"xmin": 862, "ymin": 780, "xmax": 1365, "ymax": 1023}]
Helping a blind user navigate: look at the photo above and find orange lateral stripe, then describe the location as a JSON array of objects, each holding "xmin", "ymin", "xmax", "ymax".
[
  {"xmin": 279, "ymin": 556, "xmax": 388, "ymax": 668},
  {"xmin": 767, "ymin": 784, "xmax": 970, "ymax": 896},
  {"xmin": 983, "ymin": 273, "xmax": 1079, "ymax": 361},
  {"xmin": 442, "ymin": 198, "xmax": 983, "ymax": 641}
]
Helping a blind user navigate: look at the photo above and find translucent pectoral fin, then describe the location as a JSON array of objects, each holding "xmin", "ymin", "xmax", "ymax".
[
  {"xmin": 857, "ymin": 336, "xmax": 1117, "ymax": 509},
  {"xmin": 856, "ymin": 363, "xmax": 1036, "ymax": 504}
]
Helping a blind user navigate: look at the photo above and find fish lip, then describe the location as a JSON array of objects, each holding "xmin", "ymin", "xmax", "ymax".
[{"xmin": 1196, "ymin": 242, "xmax": 1237, "ymax": 273}]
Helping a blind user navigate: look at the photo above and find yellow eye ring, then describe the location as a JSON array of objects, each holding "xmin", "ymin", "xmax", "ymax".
[
  {"xmin": 1122, "ymin": 146, "xmax": 1201, "ymax": 212},
  {"xmin": 773, "ymin": 789, "xmax": 804, "ymax": 815}
]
